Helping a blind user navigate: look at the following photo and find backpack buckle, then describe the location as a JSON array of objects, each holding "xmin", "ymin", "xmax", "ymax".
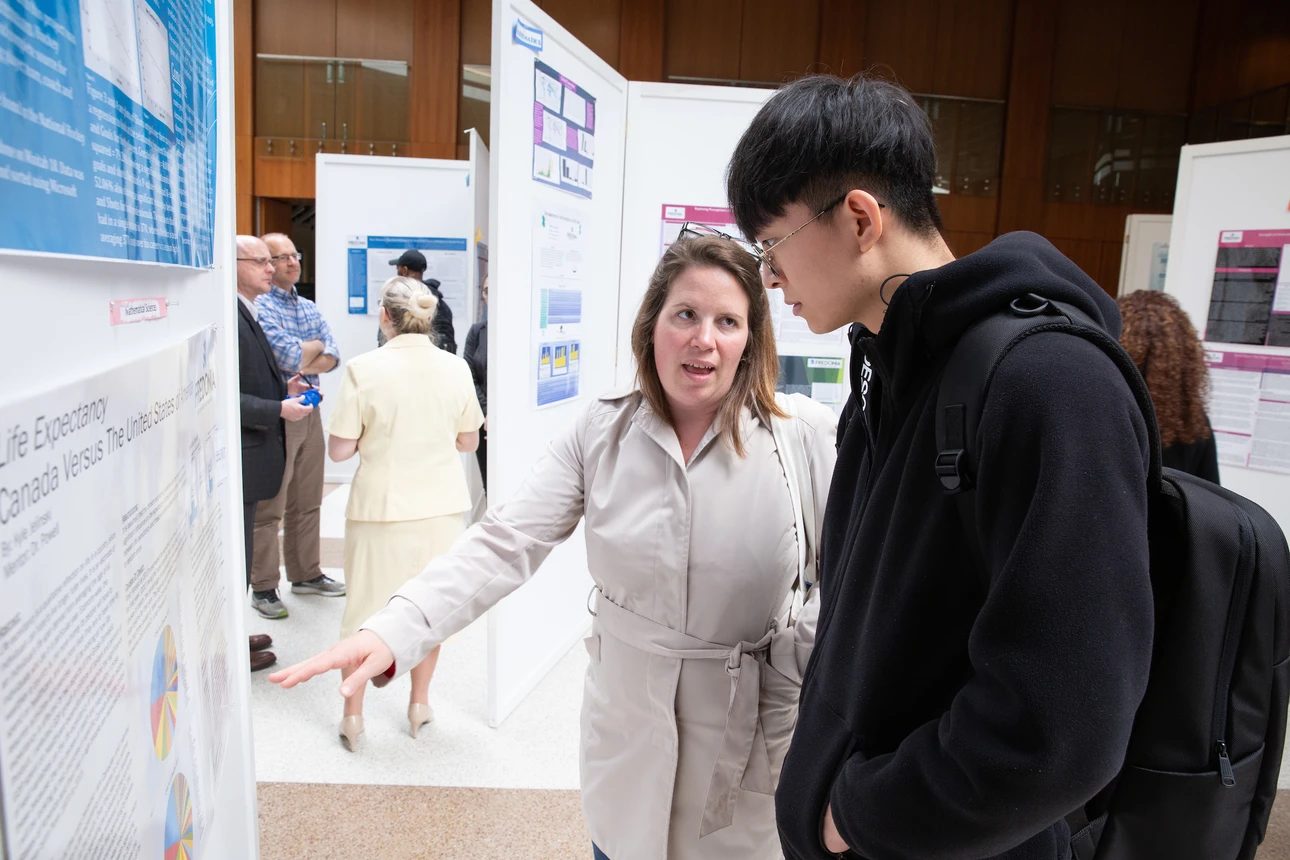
[{"xmin": 935, "ymin": 449, "xmax": 968, "ymax": 492}]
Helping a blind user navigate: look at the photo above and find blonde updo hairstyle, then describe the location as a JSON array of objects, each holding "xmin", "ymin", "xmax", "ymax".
[{"xmin": 381, "ymin": 276, "xmax": 438, "ymax": 336}]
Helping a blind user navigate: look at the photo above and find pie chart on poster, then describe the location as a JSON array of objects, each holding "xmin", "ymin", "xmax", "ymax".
[
  {"xmin": 164, "ymin": 773, "xmax": 195, "ymax": 860},
  {"xmin": 151, "ymin": 625, "xmax": 179, "ymax": 759}
]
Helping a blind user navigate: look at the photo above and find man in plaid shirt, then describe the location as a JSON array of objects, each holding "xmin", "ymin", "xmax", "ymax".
[{"xmin": 250, "ymin": 232, "xmax": 346, "ymax": 619}]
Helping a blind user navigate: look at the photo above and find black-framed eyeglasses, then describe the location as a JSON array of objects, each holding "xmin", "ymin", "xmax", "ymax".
[
  {"xmin": 271, "ymin": 252, "xmax": 302, "ymax": 263},
  {"xmin": 676, "ymin": 222, "xmax": 760, "ymax": 259},
  {"xmin": 236, "ymin": 256, "xmax": 273, "ymax": 266},
  {"xmin": 758, "ymin": 193, "xmax": 886, "ymax": 279}
]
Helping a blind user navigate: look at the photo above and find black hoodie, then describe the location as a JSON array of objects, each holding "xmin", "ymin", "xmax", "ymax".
[{"xmin": 775, "ymin": 233, "xmax": 1154, "ymax": 860}]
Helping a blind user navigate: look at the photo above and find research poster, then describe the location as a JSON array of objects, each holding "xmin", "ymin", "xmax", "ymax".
[
  {"xmin": 1206, "ymin": 349, "xmax": 1290, "ymax": 474},
  {"xmin": 346, "ymin": 235, "xmax": 469, "ymax": 329},
  {"xmin": 0, "ymin": 0, "xmax": 218, "ymax": 266},
  {"xmin": 531, "ymin": 58, "xmax": 594, "ymax": 199},
  {"xmin": 0, "ymin": 329, "xmax": 235, "ymax": 859},
  {"xmin": 777, "ymin": 355, "xmax": 846, "ymax": 408},
  {"xmin": 532, "ymin": 206, "xmax": 585, "ymax": 407},
  {"xmin": 1204, "ymin": 230, "xmax": 1290, "ymax": 347},
  {"xmin": 659, "ymin": 204, "xmax": 848, "ymax": 351}
]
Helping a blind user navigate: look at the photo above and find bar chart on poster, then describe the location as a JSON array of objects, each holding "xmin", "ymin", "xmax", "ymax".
[{"xmin": 0, "ymin": 0, "xmax": 218, "ymax": 265}]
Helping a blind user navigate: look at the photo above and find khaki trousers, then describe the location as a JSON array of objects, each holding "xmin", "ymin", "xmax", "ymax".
[{"xmin": 251, "ymin": 407, "xmax": 325, "ymax": 591}]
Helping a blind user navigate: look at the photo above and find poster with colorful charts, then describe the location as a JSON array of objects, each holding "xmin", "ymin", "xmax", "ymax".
[
  {"xmin": 151, "ymin": 625, "xmax": 179, "ymax": 759},
  {"xmin": 165, "ymin": 772, "xmax": 195, "ymax": 859},
  {"xmin": 531, "ymin": 58, "xmax": 595, "ymax": 199}
]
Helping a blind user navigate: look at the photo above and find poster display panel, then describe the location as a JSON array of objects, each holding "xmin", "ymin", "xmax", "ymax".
[
  {"xmin": 344, "ymin": 235, "xmax": 469, "ymax": 321},
  {"xmin": 1204, "ymin": 230, "xmax": 1290, "ymax": 347}
]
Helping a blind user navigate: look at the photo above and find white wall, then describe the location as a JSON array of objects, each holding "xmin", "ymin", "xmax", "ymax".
[
  {"xmin": 0, "ymin": 0, "xmax": 257, "ymax": 854},
  {"xmin": 486, "ymin": 0, "xmax": 627, "ymax": 726},
  {"xmin": 313, "ymin": 155, "xmax": 475, "ymax": 483}
]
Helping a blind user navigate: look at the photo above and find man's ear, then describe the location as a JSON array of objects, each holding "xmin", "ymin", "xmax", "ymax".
[{"xmin": 842, "ymin": 190, "xmax": 884, "ymax": 254}]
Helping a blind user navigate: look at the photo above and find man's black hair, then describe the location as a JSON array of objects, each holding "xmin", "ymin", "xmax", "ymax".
[{"xmin": 726, "ymin": 74, "xmax": 944, "ymax": 242}]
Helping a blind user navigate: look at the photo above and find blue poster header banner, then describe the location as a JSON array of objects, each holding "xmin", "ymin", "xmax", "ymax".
[
  {"xmin": 0, "ymin": 0, "xmax": 218, "ymax": 267},
  {"xmin": 366, "ymin": 236, "xmax": 468, "ymax": 252}
]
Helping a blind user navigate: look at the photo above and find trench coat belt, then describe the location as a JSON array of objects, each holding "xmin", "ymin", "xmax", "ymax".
[{"xmin": 592, "ymin": 588, "xmax": 776, "ymax": 838}]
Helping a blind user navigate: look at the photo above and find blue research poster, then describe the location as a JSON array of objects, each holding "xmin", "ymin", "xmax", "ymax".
[{"xmin": 0, "ymin": 0, "xmax": 218, "ymax": 266}]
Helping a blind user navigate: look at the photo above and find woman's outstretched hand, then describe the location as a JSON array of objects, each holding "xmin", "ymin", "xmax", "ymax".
[{"xmin": 268, "ymin": 630, "xmax": 395, "ymax": 697}]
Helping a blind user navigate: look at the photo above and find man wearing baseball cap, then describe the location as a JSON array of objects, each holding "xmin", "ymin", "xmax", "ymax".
[{"xmin": 381, "ymin": 249, "xmax": 457, "ymax": 354}]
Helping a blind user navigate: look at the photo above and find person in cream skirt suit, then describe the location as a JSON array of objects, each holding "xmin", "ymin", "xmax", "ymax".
[
  {"xmin": 275, "ymin": 238, "xmax": 836, "ymax": 860},
  {"xmin": 323, "ymin": 275, "xmax": 483, "ymax": 750}
]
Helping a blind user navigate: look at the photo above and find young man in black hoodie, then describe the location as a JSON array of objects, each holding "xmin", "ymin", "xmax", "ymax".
[{"xmin": 726, "ymin": 75, "xmax": 1154, "ymax": 860}]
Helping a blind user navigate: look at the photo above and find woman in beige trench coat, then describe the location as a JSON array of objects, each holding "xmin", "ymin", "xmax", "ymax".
[{"xmin": 272, "ymin": 235, "xmax": 838, "ymax": 860}]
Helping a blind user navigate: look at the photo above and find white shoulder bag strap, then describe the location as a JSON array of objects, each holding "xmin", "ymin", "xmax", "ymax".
[{"xmin": 770, "ymin": 393, "xmax": 818, "ymax": 595}]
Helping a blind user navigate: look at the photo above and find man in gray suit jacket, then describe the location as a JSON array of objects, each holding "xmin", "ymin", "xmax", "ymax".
[{"xmin": 236, "ymin": 235, "xmax": 312, "ymax": 671}]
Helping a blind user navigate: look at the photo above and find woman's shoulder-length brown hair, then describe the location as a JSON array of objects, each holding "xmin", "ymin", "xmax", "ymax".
[
  {"xmin": 630, "ymin": 235, "xmax": 786, "ymax": 457},
  {"xmin": 1117, "ymin": 290, "xmax": 1212, "ymax": 448}
]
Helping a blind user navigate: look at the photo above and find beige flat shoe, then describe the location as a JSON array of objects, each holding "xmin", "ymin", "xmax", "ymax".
[
  {"xmin": 408, "ymin": 703, "xmax": 434, "ymax": 739},
  {"xmin": 339, "ymin": 715, "xmax": 364, "ymax": 752}
]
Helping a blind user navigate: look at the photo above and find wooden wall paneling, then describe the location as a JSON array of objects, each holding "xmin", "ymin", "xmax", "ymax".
[
  {"xmin": 1048, "ymin": 237, "xmax": 1104, "ymax": 287},
  {"xmin": 1114, "ymin": 0, "xmax": 1199, "ymax": 113},
  {"xmin": 542, "ymin": 0, "xmax": 622, "ymax": 67},
  {"xmin": 410, "ymin": 0, "xmax": 461, "ymax": 155},
  {"xmin": 738, "ymin": 0, "xmax": 822, "ymax": 85},
  {"xmin": 235, "ymin": 0, "xmax": 253, "ymax": 233},
  {"xmin": 931, "ymin": 0, "xmax": 1014, "ymax": 101},
  {"xmin": 258, "ymin": 197, "xmax": 295, "ymax": 237},
  {"xmin": 255, "ymin": 0, "xmax": 336, "ymax": 57},
  {"xmin": 618, "ymin": 0, "xmax": 665, "ymax": 81},
  {"xmin": 460, "ymin": 0, "xmax": 492, "ymax": 66},
  {"xmin": 944, "ymin": 231, "xmax": 995, "ymax": 257},
  {"xmin": 1049, "ymin": 0, "xmax": 1123, "ymax": 108},
  {"xmin": 1099, "ymin": 239, "xmax": 1125, "ymax": 294},
  {"xmin": 817, "ymin": 0, "xmax": 866, "ymax": 77},
  {"xmin": 664, "ymin": 0, "xmax": 743, "ymax": 82},
  {"xmin": 996, "ymin": 0, "xmax": 1060, "ymax": 234},
  {"xmin": 336, "ymin": 0, "xmax": 415, "ymax": 62},
  {"xmin": 1192, "ymin": 0, "xmax": 1290, "ymax": 109},
  {"xmin": 1042, "ymin": 202, "xmax": 1135, "ymax": 243},
  {"xmin": 864, "ymin": 0, "xmax": 939, "ymax": 94},
  {"xmin": 936, "ymin": 194, "xmax": 1000, "ymax": 235}
]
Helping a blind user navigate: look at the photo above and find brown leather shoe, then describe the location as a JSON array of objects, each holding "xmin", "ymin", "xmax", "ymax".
[
  {"xmin": 249, "ymin": 634, "xmax": 273, "ymax": 652},
  {"xmin": 250, "ymin": 650, "xmax": 277, "ymax": 672}
]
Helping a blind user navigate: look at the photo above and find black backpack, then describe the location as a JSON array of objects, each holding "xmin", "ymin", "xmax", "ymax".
[{"xmin": 934, "ymin": 293, "xmax": 1290, "ymax": 860}]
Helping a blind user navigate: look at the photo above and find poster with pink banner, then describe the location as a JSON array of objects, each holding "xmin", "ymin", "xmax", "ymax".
[
  {"xmin": 531, "ymin": 58, "xmax": 595, "ymax": 199},
  {"xmin": 1204, "ymin": 229, "xmax": 1290, "ymax": 347},
  {"xmin": 1205, "ymin": 349, "xmax": 1290, "ymax": 474}
]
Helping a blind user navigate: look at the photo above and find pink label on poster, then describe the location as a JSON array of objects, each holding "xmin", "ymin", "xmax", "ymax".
[
  {"xmin": 533, "ymin": 102, "xmax": 544, "ymax": 144},
  {"xmin": 1205, "ymin": 349, "xmax": 1290, "ymax": 374},
  {"xmin": 660, "ymin": 204, "xmax": 735, "ymax": 224},
  {"xmin": 1218, "ymin": 230, "xmax": 1290, "ymax": 248},
  {"xmin": 109, "ymin": 298, "xmax": 167, "ymax": 325}
]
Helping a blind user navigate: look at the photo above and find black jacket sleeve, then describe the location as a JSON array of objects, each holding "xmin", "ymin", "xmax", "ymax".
[
  {"xmin": 464, "ymin": 322, "xmax": 486, "ymax": 414},
  {"xmin": 435, "ymin": 302, "xmax": 457, "ymax": 354},
  {"xmin": 831, "ymin": 334, "xmax": 1154, "ymax": 859},
  {"xmin": 240, "ymin": 392, "xmax": 280, "ymax": 431}
]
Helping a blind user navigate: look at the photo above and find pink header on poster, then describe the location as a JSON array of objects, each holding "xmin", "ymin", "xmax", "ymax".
[
  {"xmin": 1218, "ymin": 229, "xmax": 1290, "ymax": 248},
  {"xmin": 660, "ymin": 204, "xmax": 735, "ymax": 223},
  {"xmin": 560, "ymin": 75, "xmax": 577, "ymax": 90},
  {"xmin": 1215, "ymin": 267, "xmax": 1279, "ymax": 273},
  {"xmin": 109, "ymin": 297, "xmax": 167, "ymax": 325},
  {"xmin": 1205, "ymin": 349, "xmax": 1290, "ymax": 374}
]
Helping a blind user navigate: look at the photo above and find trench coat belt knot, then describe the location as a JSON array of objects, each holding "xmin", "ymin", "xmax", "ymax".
[{"xmin": 592, "ymin": 588, "xmax": 777, "ymax": 838}]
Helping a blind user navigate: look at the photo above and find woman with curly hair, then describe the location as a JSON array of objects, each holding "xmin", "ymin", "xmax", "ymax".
[{"xmin": 1117, "ymin": 290, "xmax": 1220, "ymax": 484}]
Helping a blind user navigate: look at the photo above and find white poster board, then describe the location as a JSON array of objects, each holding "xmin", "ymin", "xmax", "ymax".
[
  {"xmin": 617, "ymin": 83, "xmax": 850, "ymax": 409},
  {"xmin": 0, "ymin": 0, "xmax": 256, "ymax": 855},
  {"xmin": 486, "ymin": 0, "xmax": 626, "ymax": 726},
  {"xmin": 1119, "ymin": 214, "xmax": 1173, "ymax": 296},
  {"xmin": 314, "ymin": 154, "xmax": 479, "ymax": 483},
  {"xmin": 1163, "ymin": 136, "xmax": 1290, "ymax": 786}
]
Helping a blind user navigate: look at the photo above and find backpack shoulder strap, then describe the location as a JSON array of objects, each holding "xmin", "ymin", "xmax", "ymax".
[{"xmin": 935, "ymin": 294, "xmax": 1164, "ymax": 573}]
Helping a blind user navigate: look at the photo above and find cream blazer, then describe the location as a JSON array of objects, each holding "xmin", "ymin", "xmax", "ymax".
[
  {"xmin": 362, "ymin": 389, "xmax": 838, "ymax": 860},
  {"xmin": 326, "ymin": 333, "xmax": 484, "ymax": 522}
]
